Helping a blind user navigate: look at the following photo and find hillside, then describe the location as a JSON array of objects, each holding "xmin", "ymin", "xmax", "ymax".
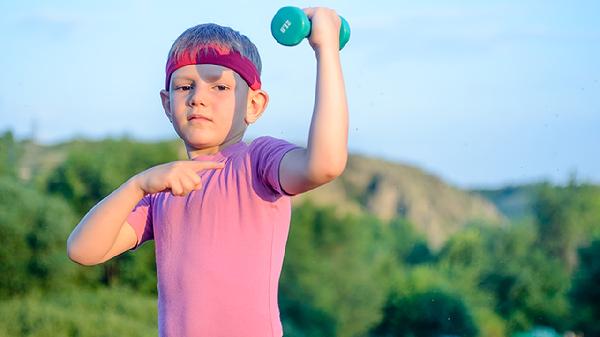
[
  {"xmin": 471, "ymin": 184, "xmax": 541, "ymax": 222},
  {"xmin": 294, "ymin": 154, "xmax": 504, "ymax": 248}
]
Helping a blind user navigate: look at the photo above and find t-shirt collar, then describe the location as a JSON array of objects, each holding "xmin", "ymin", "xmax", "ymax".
[{"xmin": 191, "ymin": 141, "xmax": 246, "ymax": 161}]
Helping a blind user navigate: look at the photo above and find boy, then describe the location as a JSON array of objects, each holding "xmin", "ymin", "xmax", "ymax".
[{"xmin": 67, "ymin": 7, "xmax": 348, "ymax": 337}]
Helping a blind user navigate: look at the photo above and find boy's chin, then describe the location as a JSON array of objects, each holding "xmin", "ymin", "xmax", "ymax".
[
  {"xmin": 183, "ymin": 137, "xmax": 223, "ymax": 151},
  {"xmin": 185, "ymin": 140, "xmax": 214, "ymax": 149}
]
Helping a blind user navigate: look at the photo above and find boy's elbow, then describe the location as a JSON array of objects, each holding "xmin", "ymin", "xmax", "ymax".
[
  {"xmin": 327, "ymin": 154, "xmax": 347, "ymax": 178},
  {"xmin": 313, "ymin": 157, "xmax": 347, "ymax": 184},
  {"xmin": 323, "ymin": 164, "xmax": 345, "ymax": 182},
  {"xmin": 67, "ymin": 252, "xmax": 102, "ymax": 266},
  {"xmin": 67, "ymin": 241, "xmax": 102, "ymax": 266}
]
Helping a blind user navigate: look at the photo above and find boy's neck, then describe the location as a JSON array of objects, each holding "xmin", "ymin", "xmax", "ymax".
[{"xmin": 186, "ymin": 136, "xmax": 243, "ymax": 159}]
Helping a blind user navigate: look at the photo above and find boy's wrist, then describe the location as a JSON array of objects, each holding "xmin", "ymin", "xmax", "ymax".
[
  {"xmin": 314, "ymin": 46, "xmax": 340, "ymax": 60},
  {"xmin": 125, "ymin": 175, "xmax": 147, "ymax": 199}
]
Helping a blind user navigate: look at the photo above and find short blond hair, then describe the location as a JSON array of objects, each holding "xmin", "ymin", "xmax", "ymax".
[{"xmin": 167, "ymin": 23, "xmax": 262, "ymax": 75}]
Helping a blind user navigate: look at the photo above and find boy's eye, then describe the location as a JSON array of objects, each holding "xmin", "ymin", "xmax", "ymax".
[
  {"xmin": 214, "ymin": 84, "xmax": 230, "ymax": 91},
  {"xmin": 175, "ymin": 85, "xmax": 193, "ymax": 91}
]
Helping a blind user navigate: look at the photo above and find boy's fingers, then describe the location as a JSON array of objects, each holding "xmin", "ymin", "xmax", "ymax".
[
  {"xmin": 189, "ymin": 160, "xmax": 226, "ymax": 170},
  {"xmin": 170, "ymin": 180, "xmax": 183, "ymax": 196},
  {"xmin": 181, "ymin": 173, "xmax": 202, "ymax": 191},
  {"xmin": 302, "ymin": 7, "xmax": 315, "ymax": 18},
  {"xmin": 184, "ymin": 170, "xmax": 202, "ymax": 186}
]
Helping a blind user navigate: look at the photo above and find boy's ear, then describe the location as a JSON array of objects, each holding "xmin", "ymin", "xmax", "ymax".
[
  {"xmin": 160, "ymin": 89, "xmax": 173, "ymax": 123},
  {"xmin": 245, "ymin": 89, "xmax": 269, "ymax": 124}
]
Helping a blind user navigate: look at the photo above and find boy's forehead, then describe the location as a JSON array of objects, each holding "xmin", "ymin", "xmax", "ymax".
[{"xmin": 172, "ymin": 64, "xmax": 238, "ymax": 81}]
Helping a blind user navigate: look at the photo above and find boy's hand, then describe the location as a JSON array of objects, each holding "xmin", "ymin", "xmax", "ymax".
[
  {"xmin": 303, "ymin": 7, "xmax": 341, "ymax": 53},
  {"xmin": 132, "ymin": 160, "xmax": 225, "ymax": 197}
]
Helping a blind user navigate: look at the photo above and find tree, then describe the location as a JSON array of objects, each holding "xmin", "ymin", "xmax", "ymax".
[
  {"xmin": 479, "ymin": 224, "xmax": 570, "ymax": 333},
  {"xmin": 533, "ymin": 182, "xmax": 600, "ymax": 270},
  {"xmin": 386, "ymin": 217, "xmax": 434, "ymax": 266},
  {"xmin": 0, "ymin": 130, "xmax": 21, "ymax": 178},
  {"xmin": 280, "ymin": 201, "xmax": 389, "ymax": 337},
  {"xmin": 371, "ymin": 288, "xmax": 478, "ymax": 337},
  {"xmin": 0, "ymin": 177, "xmax": 77, "ymax": 298},
  {"xmin": 570, "ymin": 240, "xmax": 600, "ymax": 337}
]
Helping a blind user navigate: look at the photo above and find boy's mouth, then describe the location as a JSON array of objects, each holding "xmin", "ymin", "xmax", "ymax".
[{"xmin": 187, "ymin": 114, "xmax": 212, "ymax": 122}]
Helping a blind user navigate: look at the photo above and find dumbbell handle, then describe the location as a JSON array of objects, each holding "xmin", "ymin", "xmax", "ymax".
[{"xmin": 271, "ymin": 6, "xmax": 350, "ymax": 50}]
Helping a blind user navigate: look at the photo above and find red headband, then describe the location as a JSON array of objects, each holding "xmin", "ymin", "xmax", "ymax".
[{"xmin": 165, "ymin": 45, "xmax": 261, "ymax": 91}]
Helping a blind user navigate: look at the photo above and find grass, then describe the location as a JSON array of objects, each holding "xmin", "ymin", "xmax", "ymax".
[{"xmin": 0, "ymin": 286, "xmax": 157, "ymax": 337}]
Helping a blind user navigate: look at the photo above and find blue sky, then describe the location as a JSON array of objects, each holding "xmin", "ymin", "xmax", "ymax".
[{"xmin": 0, "ymin": 0, "xmax": 598, "ymax": 188}]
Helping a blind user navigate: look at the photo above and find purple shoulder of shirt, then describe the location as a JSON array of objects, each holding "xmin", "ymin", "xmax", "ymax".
[{"xmin": 248, "ymin": 136, "xmax": 301, "ymax": 197}]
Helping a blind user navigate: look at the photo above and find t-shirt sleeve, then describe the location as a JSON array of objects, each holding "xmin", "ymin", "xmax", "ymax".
[
  {"xmin": 126, "ymin": 194, "xmax": 154, "ymax": 251},
  {"xmin": 249, "ymin": 136, "xmax": 301, "ymax": 197}
]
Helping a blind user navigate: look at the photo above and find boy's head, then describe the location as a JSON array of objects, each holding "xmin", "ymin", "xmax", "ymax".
[
  {"xmin": 165, "ymin": 23, "xmax": 262, "ymax": 91},
  {"xmin": 160, "ymin": 23, "xmax": 268, "ymax": 156}
]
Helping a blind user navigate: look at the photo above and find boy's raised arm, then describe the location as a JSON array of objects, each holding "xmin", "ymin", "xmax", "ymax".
[{"xmin": 279, "ymin": 7, "xmax": 349, "ymax": 195}]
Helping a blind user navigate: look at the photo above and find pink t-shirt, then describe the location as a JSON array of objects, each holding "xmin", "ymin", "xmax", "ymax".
[{"xmin": 127, "ymin": 136, "xmax": 300, "ymax": 337}]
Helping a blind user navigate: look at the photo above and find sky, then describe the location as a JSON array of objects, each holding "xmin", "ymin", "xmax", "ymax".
[{"xmin": 0, "ymin": 0, "xmax": 598, "ymax": 189}]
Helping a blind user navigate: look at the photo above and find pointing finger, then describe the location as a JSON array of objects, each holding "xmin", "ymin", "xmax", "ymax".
[{"xmin": 188, "ymin": 160, "xmax": 226, "ymax": 170}]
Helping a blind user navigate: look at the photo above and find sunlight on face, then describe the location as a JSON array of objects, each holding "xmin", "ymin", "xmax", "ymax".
[{"xmin": 166, "ymin": 64, "xmax": 249, "ymax": 155}]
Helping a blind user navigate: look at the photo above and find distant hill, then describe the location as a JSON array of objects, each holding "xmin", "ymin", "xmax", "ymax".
[
  {"xmin": 18, "ymin": 138, "xmax": 504, "ymax": 249},
  {"xmin": 471, "ymin": 184, "xmax": 542, "ymax": 222},
  {"xmin": 294, "ymin": 154, "xmax": 504, "ymax": 248}
]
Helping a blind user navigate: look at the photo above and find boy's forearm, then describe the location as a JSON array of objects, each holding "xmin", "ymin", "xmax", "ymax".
[
  {"xmin": 306, "ymin": 47, "xmax": 349, "ymax": 179},
  {"xmin": 67, "ymin": 177, "xmax": 145, "ymax": 265}
]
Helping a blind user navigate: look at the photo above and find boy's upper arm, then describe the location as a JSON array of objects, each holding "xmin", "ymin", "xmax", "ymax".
[
  {"xmin": 279, "ymin": 148, "xmax": 323, "ymax": 195},
  {"xmin": 98, "ymin": 221, "xmax": 138, "ymax": 263}
]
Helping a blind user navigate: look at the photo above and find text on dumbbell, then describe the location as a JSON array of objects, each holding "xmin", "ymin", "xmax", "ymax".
[{"xmin": 279, "ymin": 20, "xmax": 292, "ymax": 34}]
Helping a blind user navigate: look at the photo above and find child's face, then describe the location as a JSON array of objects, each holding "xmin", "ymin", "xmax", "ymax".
[{"xmin": 161, "ymin": 64, "xmax": 251, "ymax": 153}]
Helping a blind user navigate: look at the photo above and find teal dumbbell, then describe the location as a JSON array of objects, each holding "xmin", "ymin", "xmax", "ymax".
[{"xmin": 271, "ymin": 6, "xmax": 350, "ymax": 50}]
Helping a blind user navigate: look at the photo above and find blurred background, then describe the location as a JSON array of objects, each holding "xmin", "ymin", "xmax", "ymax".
[{"xmin": 0, "ymin": 1, "xmax": 599, "ymax": 336}]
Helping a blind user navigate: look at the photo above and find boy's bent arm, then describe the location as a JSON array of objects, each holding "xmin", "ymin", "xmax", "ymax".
[
  {"xmin": 67, "ymin": 159, "xmax": 224, "ymax": 265},
  {"xmin": 67, "ymin": 178, "xmax": 144, "ymax": 266},
  {"xmin": 280, "ymin": 8, "xmax": 348, "ymax": 195},
  {"xmin": 96, "ymin": 220, "xmax": 138, "ymax": 264}
]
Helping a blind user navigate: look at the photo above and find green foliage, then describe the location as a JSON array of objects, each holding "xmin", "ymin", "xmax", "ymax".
[
  {"xmin": 0, "ymin": 130, "xmax": 21, "ymax": 178},
  {"xmin": 386, "ymin": 217, "xmax": 434, "ymax": 266},
  {"xmin": 471, "ymin": 308, "xmax": 506, "ymax": 337},
  {"xmin": 281, "ymin": 201, "xmax": 389, "ymax": 337},
  {"xmin": 280, "ymin": 298, "xmax": 337, "ymax": 337},
  {"xmin": 0, "ymin": 177, "xmax": 77, "ymax": 299},
  {"xmin": 436, "ymin": 227, "xmax": 496, "ymax": 309},
  {"xmin": 438, "ymin": 227, "xmax": 488, "ymax": 275},
  {"xmin": 0, "ymin": 287, "xmax": 157, "ymax": 337},
  {"xmin": 431, "ymin": 228, "xmax": 510, "ymax": 337},
  {"xmin": 371, "ymin": 287, "xmax": 478, "ymax": 337},
  {"xmin": 533, "ymin": 181, "xmax": 600, "ymax": 270},
  {"xmin": 479, "ymin": 224, "xmax": 570, "ymax": 333},
  {"xmin": 570, "ymin": 240, "xmax": 600, "ymax": 336},
  {"xmin": 433, "ymin": 221, "xmax": 576, "ymax": 335},
  {"xmin": 112, "ymin": 243, "xmax": 158, "ymax": 295}
]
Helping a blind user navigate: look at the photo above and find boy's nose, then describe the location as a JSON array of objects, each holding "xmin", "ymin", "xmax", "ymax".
[{"xmin": 188, "ymin": 88, "xmax": 207, "ymax": 107}]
